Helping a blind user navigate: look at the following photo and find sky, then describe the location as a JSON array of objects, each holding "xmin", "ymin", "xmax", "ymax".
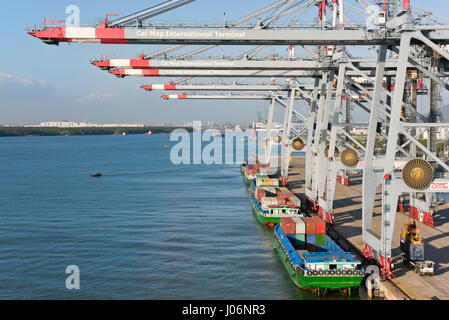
[{"xmin": 0, "ymin": 0, "xmax": 448, "ymax": 125}]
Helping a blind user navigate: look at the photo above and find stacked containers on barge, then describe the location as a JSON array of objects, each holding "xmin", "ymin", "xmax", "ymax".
[
  {"xmin": 274, "ymin": 218, "xmax": 364, "ymax": 295},
  {"xmin": 240, "ymin": 161, "xmax": 271, "ymax": 185},
  {"xmin": 281, "ymin": 217, "xmax": 306, "ymax": 249},
  {"xmin": 249, "ymin": 180, "xmax": 303, "ymax": 227},
  {"xmin": 302, "ymin": 217, "xmax": 327, "ymax": 252}
]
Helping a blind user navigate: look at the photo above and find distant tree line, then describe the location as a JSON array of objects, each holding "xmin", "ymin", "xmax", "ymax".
[{"xmin": 0, "ymin": 126, "xmax": 193, "ymax": 137}]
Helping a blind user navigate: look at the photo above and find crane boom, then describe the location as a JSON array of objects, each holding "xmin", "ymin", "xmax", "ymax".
[
  {"xmin": 91, "ymin": 57, "xmax": 420, "ymax": 71},
  {"xmin": 29, "ymin": 25, "xmax": 449, "ymax": 46},
  {"xmin": 108, "ymin": 68, "xmax": 397, "ymax": 78}
]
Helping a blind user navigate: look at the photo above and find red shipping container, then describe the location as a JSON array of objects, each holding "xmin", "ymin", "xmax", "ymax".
[
  {"xmin": 301, "ymin": 217, "xmax": 316, "ymax": 234},
  {"xmin": 302, "ymin": 217, "xmax": 326, "ymax": 234},
  {"xmin": 256, "ymin": 189, "xmax": 266, "ymax": 202},
  {"xmin": 310, "ymin": 216, "xmax": 326, "ymax": 234},
  {"xmin": 281, "ymin": 217, "xmax": 296, "ymax": 234}
]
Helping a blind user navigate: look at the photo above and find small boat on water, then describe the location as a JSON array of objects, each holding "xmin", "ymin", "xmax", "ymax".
[
  {"xmin": 143, "ymin": 130, "xmax": 153, "ymax": 136},
  {"xmin": 274, "ymin": 219, "xmax": 365, "ymax": 296},
  {"xmin": 120, "ymin": 132, "xmax": 127, "ymax": 136},
  {"xmin": 90, "ymin": 172, "xmax": 102, "ymax": 178}
]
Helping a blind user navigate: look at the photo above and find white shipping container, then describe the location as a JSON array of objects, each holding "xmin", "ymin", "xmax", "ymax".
[
  {"xmin": 291, "ymin": 217, "xmax": 305, "ymax": 234},
  {"xmin": 261, "ymin": 197, "xmax": 278, "ymax": 207}
]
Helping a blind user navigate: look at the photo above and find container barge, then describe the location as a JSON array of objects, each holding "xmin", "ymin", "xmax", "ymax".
[
  {"xmin": 249, "ymin": 179, "xmax": 304, "ymax": 227},
  {"xmin": 240, "ymin": 161, "xmax": 270, "ymax": 186},
  {"xmin": 274, "ymin": 217, "xmax": 365, "ymax": 296}
]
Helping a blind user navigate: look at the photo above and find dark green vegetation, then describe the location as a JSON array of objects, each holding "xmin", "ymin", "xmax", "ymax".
[{"xmin": 0, "ymin": 126, "xmax": 192, "ymax": 137}]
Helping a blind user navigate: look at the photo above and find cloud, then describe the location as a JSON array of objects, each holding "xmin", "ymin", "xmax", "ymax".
[
  {"xmin": 0, "ymin": 73, "xmax": 13, "ymax": 80},
  {"xmin": 76, "ymin": 91, "xmax": 121, "ymax": 104},
  {"xmin": 0, "ymin": 72, "xmax": 49, "ymax": 87}
]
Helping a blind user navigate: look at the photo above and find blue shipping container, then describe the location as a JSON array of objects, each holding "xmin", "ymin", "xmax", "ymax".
[{"xmin": 306, "ymin": 234, "xmax": 316, "ymax": 245}]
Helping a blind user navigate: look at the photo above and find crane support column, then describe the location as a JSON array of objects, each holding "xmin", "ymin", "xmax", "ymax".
[
  {"xmin": 362, "ymin": 44, "xmax": 388, "ymax": 268},
  {"xmin": 320, "ymin": 63, "xmax": 346, "ymax": 223},
  {"xmin": 280, "ymin": 88, "xmax": 297, "ymax": 186},
  {"xmin": 265, "ymin": 97, "xmax": 276, "ymax": 165},
  {"xmin": 305, "ymin": 78, "xmax": 321, "ymax": 211}
]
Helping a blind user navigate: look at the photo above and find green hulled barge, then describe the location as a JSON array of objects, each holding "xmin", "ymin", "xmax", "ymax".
[
  {"xmin": 274, "ymin": 220, "xmax": 365, "ymax": 296},
  {"xmin": 240, "ymin": 162, "xmax": 269, "ymax": 186},
  {"xmin": 249, "ymin": 179, "xmax": 304, "ymax": 227}
]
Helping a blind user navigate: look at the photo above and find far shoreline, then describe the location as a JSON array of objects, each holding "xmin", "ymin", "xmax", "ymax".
[{"xmin": 0, "ymin": 126, "xmax": 193, "ymax": 137}]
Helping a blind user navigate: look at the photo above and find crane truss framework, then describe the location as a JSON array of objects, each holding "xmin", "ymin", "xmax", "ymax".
[{"xmin": 362, "ymin": 30, "xmax": 449, "ymax": 279}]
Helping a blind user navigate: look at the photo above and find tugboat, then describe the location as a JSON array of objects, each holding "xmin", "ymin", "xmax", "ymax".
[
  {"xmin": 143, "ymin": 130, "xmax": 153, "ymax": 136},
  {"xmin": 274, "ymin": 219, "xmax": 365, "ymax": 296}
]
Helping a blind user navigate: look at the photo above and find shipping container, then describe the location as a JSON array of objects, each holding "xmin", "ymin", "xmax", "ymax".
[
  {"xmin": 302, "ymin": 217, "xmax": 326, "ymax": 234},
  {"xmin": 294, "ymin": 234, "xmax": 306, "ymax": 247},
  {"xmin": 306, "ymin": 234, "xmax": 316, "ymax": 245},
  {"xmin": 315, "ymin": 233, "xmax": 326, "ymax": 246},
  {"xmin": 311, "ymin": 216, "xmax": 326, "ymax": 234},
  {"xmin": 261, "ymin": 197, "xmax": 279, "ymax": 208},
  {"xmin": 287, "ymin": 234, "xmax": 305, "ymax": 249},
  {"xmin": 302, "ymin": 217, "xmax": 316, "ymax": 234},
  {"xmin": 256, "ymin": 189, "xmax": 266, "ymax": 202},
  {"xmin": 281, "ymin": 217, "xmax": 296, "ymax": 234},
  {"xmin": 291, "ymin": 217, "xmax": 305, "ymax": 234}
]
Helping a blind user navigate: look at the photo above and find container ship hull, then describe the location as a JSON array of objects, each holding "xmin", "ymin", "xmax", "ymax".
[{"xmin": 274, "ymin": 224, "xmax": 364, "ymax": 295}]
